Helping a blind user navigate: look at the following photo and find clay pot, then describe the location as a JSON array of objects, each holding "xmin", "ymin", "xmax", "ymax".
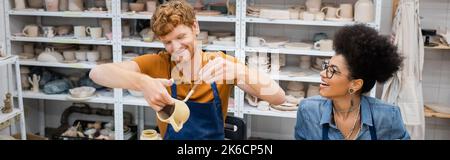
[
  {"xmin": 59, "ymin": 0, "xmax": 69, "ymax": 11},
  {"xmin": 68, "ymin": 0, "xmax": 84, "ymax": 11},
  {"xmin": 27, "ymin": 0, "xmax": 44, "ymax": 9},
  {"xmin": 56, "ymin": 25, "xmax": 72, "ymax": 36},
  {"xmin": 14, "ymin": 0, "xmax": 26, "ymax": 10},
  {"xmin": 45, "ymin": 0, "xmax": 59, "ymax": 12},
  {"xmin": 129, "ymin": 3, "xmax": 145, "ymax": 12}
]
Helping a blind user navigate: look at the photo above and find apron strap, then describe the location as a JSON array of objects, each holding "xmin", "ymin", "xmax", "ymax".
[
  {"xmin": 210, "ymin": 82, "xmax": 221, "ymax": 106},
  {"xmin": 322, "ymin": 124, "xmax": 329, "ymax": 140},
  {"xmin": 171, "ymin": 83, "xmax": 177, "ymax": 98}
]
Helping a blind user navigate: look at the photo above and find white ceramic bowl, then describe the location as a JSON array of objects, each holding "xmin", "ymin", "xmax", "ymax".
[{"xmin": 69, "ymin": 86, "xmax": 96, "ymax": 98}]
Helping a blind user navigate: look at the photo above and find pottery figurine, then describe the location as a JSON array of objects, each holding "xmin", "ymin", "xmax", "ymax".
[{"xmin": 28, "ymin": 74, "xmax": 41, "ymax": 93}]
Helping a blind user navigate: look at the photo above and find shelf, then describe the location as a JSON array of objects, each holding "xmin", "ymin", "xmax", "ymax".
[
  {"xmin": 196, "ymin": 15, "xmax": 237, "ymax": 22},
  {"xmin": 245, "ymin": 46, "xmax": 334, "ymax": 56},
  {"xmin": 20, "ymin": 90, "xmax": 115, "ymax": 104},
  {"xmin": 0, "ymin": 108, "xmax": 22, "ymax": 124},
  {"xmin": 121, "ymin": 41, "xmax": 236, "ymax": 51},
  {"xmin": 121, "ymin": 13, "xmax": 153, "ymax": 19},
  {"xmin": 270, "ymin": 67, "xmax": 322, "ymax": 83},
  {"xmin": 123, "ymin": 95, "xmax": 147, "ymax": 106},
  {"xmin": 121, "ymin": 13, "xmax": 236, "ymax": 22},
  {"xmin": 19, "ymin": 59, "xmax": 101, "ymax": 69},
  {"xmin": 0, "ymin": 56, "xmax": 18, "ymax": 66},
  {"xmin": 9, "ymin": 10, "xmax": 112, "ymax": 18},
  {"xmin": 243, "ymin": 103, "xmax": 297, "ymax": 118},
  {"xmin": 425, "ymin": 105, "xmax": 450, "ymax": 119},
  {"xmin": 425, "ymin": 44, "xmax": 450, "ymax": 50},
  {"xmin": 10, "ymin": 36, "xmax": 113, "ymax": 45},
  {"xmin": 121, "ymin": 40, "xmax": 164, "ymax": 48},
  {"xmin": 245, "ymin": 17, "xmax": 377, "ymax": 27}
]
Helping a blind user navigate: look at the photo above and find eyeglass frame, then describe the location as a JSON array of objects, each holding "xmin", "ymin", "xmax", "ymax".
[{"xmin": 321, "ymin": 61, "xmax": 342, "ymax": 79}]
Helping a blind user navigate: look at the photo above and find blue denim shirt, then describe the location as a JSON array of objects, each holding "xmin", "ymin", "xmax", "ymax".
[{"xmin": 295, "ymin": 96, "xmax": 410, "ymax": 140}]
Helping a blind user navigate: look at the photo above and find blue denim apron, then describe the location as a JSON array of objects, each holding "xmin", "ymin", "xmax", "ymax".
[
  {"xmin": 322, "ymin": 107, "xmax": 377, "ymax": 140},
  {"xmin": 164, "ymin": 82, "xmax": 225, "ymax": 140}
]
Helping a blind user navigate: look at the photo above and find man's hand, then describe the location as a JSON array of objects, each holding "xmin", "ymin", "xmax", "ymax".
[
  {"xmin": 139, "ymin": 76, "xmax": 174, "ymax": 111},
  {"xmin": 199, "ymin": 57, "xmax": 243, "ymax": 84}
]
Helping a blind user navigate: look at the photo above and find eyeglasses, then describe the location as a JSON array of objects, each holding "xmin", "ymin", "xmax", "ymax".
[{"xmin": 321, "ymin": 61, "xmax": 341, "ymax": 79}]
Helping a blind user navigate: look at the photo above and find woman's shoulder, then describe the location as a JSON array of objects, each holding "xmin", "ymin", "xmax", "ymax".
[
  {"xmin": 363, "ymin": 96, "xmax": 401, "ymax": 114},
  {"xmin": 297, "ymin": 96, "xmax": 329, "ymax": 116}
]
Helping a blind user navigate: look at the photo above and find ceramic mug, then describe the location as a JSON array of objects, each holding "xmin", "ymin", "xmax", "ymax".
[
  {"xmin": 74, "ymin": 26, "xmax": 87, "ymax": 38},
  {"xmin": 300, "ymin": 61, "xmax": 311, "ymax": 69},
  {"xmin": 97, "ymin": 46, "xmax": 112, "ymax": 60},
  {"xmin": 156, "ymin": 98, "xmax": 190, "ymax": 132},
  {"xmin": 63, "ymin": 50, "xmax": 76, "ymax": 61},
  {"xmin": 68, "ymin": 0, "xmax": 84, "ymax": 11},
  {"xmin": 122, "ymin": 25, "xmax": 131, "ymax": 38},
  {"xmin": 336, "ymin": 3, "xmax": 353, "ymax": 19},
  {"xmin": 42, "ymin": 26, "xmax": 55, "ymax": 38},
  {"xmin": 314, "ymin": 39, "xmax": 333, "ymax": 51},
  {"xmin": 289, "ymin": 8, "xmax": 300, "ymax": 19},
  {"xmin": 23, "ymin": 43, "xmax": 35, "ymax": 54},
  {"xmin": 207, "ymin": 36, "xmax": 217, "ymax": 43},
  {"xmin": 306, "ymin": 0, "xmax": 322, "ymax": 12},
  {"xmin": 99, "ymin": 19, "xmax": 112, "ymax": 36},
  {"xmin": 146, "ymin": 1, "xmax": 158, "ymax": 13},
  {"xmin": 321, "ymin": 6, "xmax": 338, "ymax": 19},
  {"xmin": 59, "ymin": 0, "xmax": 68, "ymax": 11},
  {"xmin": 22, "ymin": 25, "xmax": 40, "ymax": 37},
  {"xmin": 121, "ymin": 2, "xmax": 129, "ymax": 12},
  {"xmin": 56, "ymin": 25, "xmax": 72, "ymax": 36},
  {"xmin": 14, "ymin": 0, "xmax": 27, "ymax": 10},
  {"xmin": 140, "ymin": 129, "xmax": 161, "ymax": 140},
  {"xmin": 75, "ymin": 50, "xmax": 87, "ymax": 61},
  {"xmin": 86, "ymin": 27, "xmax": 103, "ymax": 39},
  {"xmin": 86, "ymin": 51, "xmax": 100, "ymax": 62},
  {"xmin": 45, "ymin": 0, "xmax": 59, "ymax": 11},
  {"xmin": 105, "ymin": 0, "xmax": 112, "ymax": 12},
  {"xmin": 303, "ymin": 12, "xmax": 315, "ymax": 21},
  {"xmin": 247, "ymin": 36, "xmax": 266, "ymax": 47},
  {"xmin": 314, "ymin": 12, "xmax": 325, "ymax": 21}
]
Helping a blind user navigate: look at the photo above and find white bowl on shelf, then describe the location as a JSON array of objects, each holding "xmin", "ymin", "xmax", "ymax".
[{"xmin": 69, "ymin": 86, "xmax": 96, "ymax": 98}]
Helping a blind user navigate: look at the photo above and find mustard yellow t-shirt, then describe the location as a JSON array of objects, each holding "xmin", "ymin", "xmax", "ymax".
[{"xmin": 133, "ymin": 51, "xmax": 237, "ymax": 137}]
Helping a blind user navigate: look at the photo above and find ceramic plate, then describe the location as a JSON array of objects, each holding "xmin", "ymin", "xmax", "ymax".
[{"xmin": 284, "ymin": 42, "xmax": 313, "ymax": 50}]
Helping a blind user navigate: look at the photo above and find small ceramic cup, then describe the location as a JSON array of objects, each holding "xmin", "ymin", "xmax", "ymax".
[
  {"xmin": 75, "ymin": 50, "xmax": 87, "ymax": 61},
  {"xmin": 63, "ymin": 50, "xmax": 76, "ymax": 61}
]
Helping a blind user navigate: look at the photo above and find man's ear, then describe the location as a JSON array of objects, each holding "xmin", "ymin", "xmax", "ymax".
[{"xmin": 192, "ymin": 20, "xmax": 200, "ymax": 35}]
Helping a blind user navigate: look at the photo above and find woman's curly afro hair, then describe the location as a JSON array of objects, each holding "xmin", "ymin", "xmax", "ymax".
[{"xmin": 333, "ymin": 24, "xmax": 403, "ymax": 93}]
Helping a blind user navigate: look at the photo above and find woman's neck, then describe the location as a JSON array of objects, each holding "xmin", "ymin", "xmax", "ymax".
[{"xmin": 332, "ymin": 94, "xmax": 361, "ymax": 119}]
